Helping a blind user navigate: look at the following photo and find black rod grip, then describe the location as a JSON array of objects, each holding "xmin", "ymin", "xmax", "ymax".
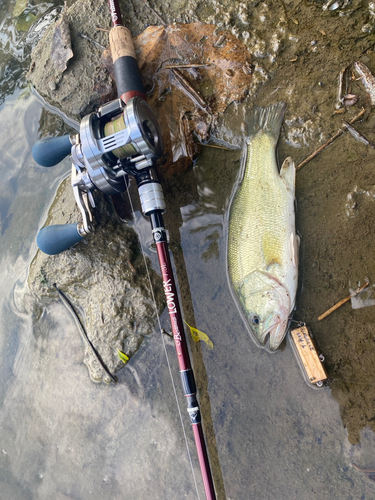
[
  {"xmin": 114, "ymin": 57, "xmax": 145, "ymax": 98},
  {"xmin": 109, "ymin": 26, "xmax": 145, "ymax": 101}
]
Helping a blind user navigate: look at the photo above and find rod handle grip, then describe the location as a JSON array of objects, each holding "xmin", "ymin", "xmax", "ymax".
[
  {"xmin": 37, "ymin": 224, "xmax": 84, "ymax": 255},
  {"xmin": 109, "ymin": 26, "xmax": 145, "ymax": 101},
  {"xmin": 32, "ymin": 134, "xmax": 72, "ymax": 167}
]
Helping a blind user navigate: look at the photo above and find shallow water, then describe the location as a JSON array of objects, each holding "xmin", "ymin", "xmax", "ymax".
[{"xmin": 2, "ymin": 0, "xmax": 375, "ymax": 499}]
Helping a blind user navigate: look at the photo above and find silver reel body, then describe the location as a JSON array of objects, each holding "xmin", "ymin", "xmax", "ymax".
[{"xmin": 71, "ymin": 96, "xmax": 166, "ymax": 235}]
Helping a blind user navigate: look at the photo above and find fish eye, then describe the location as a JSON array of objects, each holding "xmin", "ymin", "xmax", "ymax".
[{"xmin": 251, "ymin": 315, "xmax": 260, "ymax": 326}]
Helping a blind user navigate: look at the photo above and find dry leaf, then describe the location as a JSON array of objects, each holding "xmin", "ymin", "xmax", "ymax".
[
  {"xmin": 135, "ymin": 23, "xmax": 252, "ymax": 115},
  {"xmin": 51, "ymin": 12, "xmax": 73, "ymax": 73},
  {"xmin": 118, "ymin": 350, "xmax": 129, "ymax": 364},
  {"xmin": 137, "ymin": 23, "xmax": 253, "ymax": 173},
  {"xmin": 184, "ymin": 320, "xmax": 213, "ymax": 350}
]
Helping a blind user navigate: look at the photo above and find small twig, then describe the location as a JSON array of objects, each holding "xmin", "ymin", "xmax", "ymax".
[
  {"xmin": 201, "ymin": 143, "xmax": 232, "ymax": 150},
  {"xmin": 352, "ymin": 463, "xmax": 375, "ymax": 473},
  {"xmin": 127, "ymin": 259, "xmax": 136, "ymax": 273},
  {"xmin": 141, "ymin": 0, "xmax": 167, "ymax": 25},
  {"xmin": 171, "ymin": 68, "xmax": 211, "ymax": 114},
  {"xmin": 96, "ymin": 26, "xmax": 109, "ymax": 32},
  {"xmin": 296, "ymin": 107, "xmax": 366, "ymax": 171},
  {"xmin": 341, "ymin": 120, "xmax": 375, "ymax": 148},
  {"xmin": 78, "ymin": 32, "xmax": 105, "ymax": 50},
  {"xmin": 165, "ymin": 64, "xmax": 210, "ymax": 69},
  {"xmin": 336, "ymin": 66, "xmax": 347, "ymax": 109},
  {"xmin": 318, "ymin": 281, "xmax": 369, "ymax": 321},
  {"xmin": 360, "ymin": 42, "xmax": 375, "ymax": 56}
]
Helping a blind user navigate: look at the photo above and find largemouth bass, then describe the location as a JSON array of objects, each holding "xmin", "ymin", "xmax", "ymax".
[{"xmin": 227, "ymin": 103, "xmax": 298, "ymax": 351}]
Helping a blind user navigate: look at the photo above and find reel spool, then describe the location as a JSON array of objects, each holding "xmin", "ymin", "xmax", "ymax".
[{"xmin": 33, "ymin": 96, "xmax": 164, "ymax": 255}]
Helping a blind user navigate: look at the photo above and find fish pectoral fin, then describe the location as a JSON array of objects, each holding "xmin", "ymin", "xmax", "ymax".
[
  {"xmin": 279, "ymin": 156, "xmax": 296, "ymax": 193},
  {"xmin": 291, "ymin": 232, "xmax": 300, "ymax": 269},
  {"xmin": 262, "ymin": 232, "xmax": 282, "ymax": 268}
]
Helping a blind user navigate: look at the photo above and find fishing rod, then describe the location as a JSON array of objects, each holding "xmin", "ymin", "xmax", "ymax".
[{"xmin": 32, "ymin": 1, "xmax": 216, "ymax": 498}]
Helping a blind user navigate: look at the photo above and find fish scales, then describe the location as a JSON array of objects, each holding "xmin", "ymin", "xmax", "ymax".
[
  {"xmin": 227, "ymin": 103, "xmax": 298, "ymax": 351},
  {"xmin": 229, "ymin": 134, "xmax": 289, "ymax": 282}
]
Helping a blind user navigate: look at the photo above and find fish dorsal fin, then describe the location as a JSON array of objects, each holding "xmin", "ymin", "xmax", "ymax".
[
  {"xmin": 280, "ymin": 156, "xmax": 296, "ymax": 193},
  {"xmin": 262, "ymin": 232, "xmax": 282, "ymax": 268}
]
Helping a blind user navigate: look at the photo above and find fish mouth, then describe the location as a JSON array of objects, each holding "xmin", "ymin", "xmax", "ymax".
[
  {"xmin": 252, "ymin": 315, "xmax": 289, "ymax": 351},
  {"xmin": 268, "ymin": 319, "xmax": 289, "ymax": 351}
]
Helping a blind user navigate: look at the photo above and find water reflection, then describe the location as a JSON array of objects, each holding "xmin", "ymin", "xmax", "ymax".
[
  {"xmin": 181, "ymin": 147, "xmax": 241, "ymax": 262},
  {"xmin": 0, "ymin": 1, "xmax": 61, "ymax": 106}
]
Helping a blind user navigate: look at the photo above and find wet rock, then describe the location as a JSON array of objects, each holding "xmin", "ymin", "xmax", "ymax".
[
  {"xmin": 27, "ymin": 176, "xmax": 165, "ymax": 383},
  {"xmin": 27, "ymin": 0, "xmax": 116, "ymax": 119},
  {"xmin": 50, "ymin": 9, "xmax": 73, "ymax": 73}
]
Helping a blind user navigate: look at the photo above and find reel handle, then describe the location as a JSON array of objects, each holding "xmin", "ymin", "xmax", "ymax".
[
  {"xmin": 32, "ymin": 134, "xmax": 72, "ymax": 167},
  {"xmin": 37, "ymin": 223, "xmax": 84, "ymax": 255}
]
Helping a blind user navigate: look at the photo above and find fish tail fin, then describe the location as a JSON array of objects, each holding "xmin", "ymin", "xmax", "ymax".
[{"xmin": 245, "ymin": 102, "xmax": 286, "ymax": 144}]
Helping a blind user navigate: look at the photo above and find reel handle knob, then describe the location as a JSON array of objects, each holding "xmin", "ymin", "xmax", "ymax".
[
  {"xmin": 37, "ymin": 223, "xmax": 84, "ymax": 255},
  {"xmin": 32, "ymin": 134, "xmax": 72, "ymax": 167}
]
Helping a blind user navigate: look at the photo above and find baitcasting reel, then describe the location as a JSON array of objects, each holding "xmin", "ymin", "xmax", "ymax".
[{"xmin": 33, "ymin": 96, "xmax": 165, "ymax": 255}]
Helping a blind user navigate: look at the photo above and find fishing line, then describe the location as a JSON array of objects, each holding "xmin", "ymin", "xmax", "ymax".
[{"xmin": 124, "ymin": 179, "xmax": 201, "ymax": 499}]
